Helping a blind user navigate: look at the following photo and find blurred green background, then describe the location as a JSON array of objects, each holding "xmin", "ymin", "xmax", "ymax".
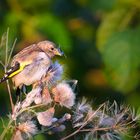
[{"xmin": 0, "ymin": 0, "xmax": 140, "ymax": 139}]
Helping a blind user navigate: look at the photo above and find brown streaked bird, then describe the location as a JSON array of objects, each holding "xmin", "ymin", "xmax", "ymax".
[{"xmin": 0, "ymin": 40, "xmax": 63, "ymax": 90}]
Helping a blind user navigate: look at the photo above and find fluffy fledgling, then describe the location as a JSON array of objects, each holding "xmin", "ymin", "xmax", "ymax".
[{"xmin": 0, "ymin": 40, "xmax": 63, "ymax": 89}]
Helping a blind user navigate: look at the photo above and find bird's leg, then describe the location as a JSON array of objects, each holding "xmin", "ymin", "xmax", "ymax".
[
  {"xmin": 21, "ymin": 84, "xmax": 27, "ymax": 95},
  {"xmin": 19, "ymin": 90, "xmax": 22, "ymax": 103},
  {"xmin": 15, "ymin": 85, "xmax": 26, "ymax": 103},
  {"xmin": 18, "ymin": 85, "xmax": 27, "ymax": 102},
  {"xmin": 16, "ymin": 87, "xmax": 21, "ymax": 103}
]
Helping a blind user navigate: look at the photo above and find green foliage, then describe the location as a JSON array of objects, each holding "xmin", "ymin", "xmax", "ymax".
[
  {"xmin": 90, "ymin": 0, "xmax": 116, "ymax": 11},
  {"xmin": 96, "ymin": 8, "xmax": 134, "ymax": 52},
  {"xmin": 102, "ymin": 29, "xmax": 140, "ymax": 92},
  {"xmin": 0, "ymin": 0, "xmax": 140, "ymax": 139},
  {"xmin": 0, "ymin": 117, "xmax": 13, "ymax": 139},
  {"xmin": 97, "ymin": 1, "xmax": 140, "ymax": 93},
  {"xmin": 36, "ymin": 14, "xmax": 72, "ymax": 52},
  {"xmin": 34, "ymin": 134, "xmax": 47, "ymax": 140}
]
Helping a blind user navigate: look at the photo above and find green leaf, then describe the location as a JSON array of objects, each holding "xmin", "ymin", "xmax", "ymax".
[
  {"xmin": 96, "ymin": 7, "xmax": 135, "ymax": 52},
  {"xmin": 102, "ymin": 29, "xmax": 140, "ymax": 93},
  {"xmin": 35, "ymin": 14, "xmax": 72, "ymax": 53},
  {"xmin": 34, "ymin": 134, "xmax": 47, "ymax": 140},
  {"xmin": 89, "ymin": 0, "xmax": 116, "ymax": 11}
]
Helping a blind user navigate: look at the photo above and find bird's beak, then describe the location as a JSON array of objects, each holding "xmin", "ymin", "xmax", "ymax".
[{"xmin": 55, "ymin": 48, "xmax": 64, "ymax": 56}]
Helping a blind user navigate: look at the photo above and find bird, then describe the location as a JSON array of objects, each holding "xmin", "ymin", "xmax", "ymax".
[{"xmin": 0, "ymin": 40, "xmax": 63, "ymax": 92}]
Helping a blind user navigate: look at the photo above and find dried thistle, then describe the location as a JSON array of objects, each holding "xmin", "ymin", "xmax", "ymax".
[
  {"xmin": 52, "ymin": 82, "xmax": 75, "ymax": 108},
  {"xmin": 12, "ymin": 121, "xmax": 38, "ymax": 140},
  {"xmin": 21, "ymin": 87, "xmax": 42, "ymax": 108},
  {"xmin": 64, "ymin": 100, "xmax": 140, "ymax": 140},
  {"xmin": 37, "ymin": 107, "xmax": 55, "ymax": 126},
  {"xmin": 0, "ymin": 32, "xmax": 139, "ymax": 140}
]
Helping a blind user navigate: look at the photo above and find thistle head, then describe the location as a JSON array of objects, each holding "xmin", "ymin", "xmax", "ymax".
[
  {"xmin": 52, "ymin": 82, "xmax": 75, "ymax": 108},
  {"xmin": 13, "ymin": 121, "xmax": 38, "ymax": 140}
]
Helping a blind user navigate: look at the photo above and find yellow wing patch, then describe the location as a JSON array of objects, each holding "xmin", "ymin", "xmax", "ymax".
[{"xmin": 8, "ymin": 61, "xmax": 32, "ymax": 78}]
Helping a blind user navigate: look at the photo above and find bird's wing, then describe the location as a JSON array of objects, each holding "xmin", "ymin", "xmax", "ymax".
[
  {"xmin": 0, "ymin": 62, "xmax": 20, "ymax": 83},
  {"xmin": 11, "ymin": 44, "xmax": 42, "ymax": 66},
  {"xmin": 0, "ymin": 60, "xmax": 33, "ymax": 83},
  {"xmin": 8, "ymin": 61, "xmax": 33, "ymax": 78},
  {"xmin": 0, "ymin": 50, "xmax": 43, "ymax": 82},
  {"xmin": 0, "ymin": 43, "xmax": 47, "ymax": 83},
  {"xmin": 10, "ymin": 50, "xmax": 50, "ymax": 77}
]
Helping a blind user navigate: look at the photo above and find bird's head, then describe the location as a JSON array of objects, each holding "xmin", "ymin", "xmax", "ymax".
[{"xmin": 37, "ymin": 41, "xmax": 64, "ymax": 58}]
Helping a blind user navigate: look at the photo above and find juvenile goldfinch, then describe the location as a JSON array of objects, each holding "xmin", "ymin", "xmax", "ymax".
[{"xmin": 0, "ymin": 40, "xmax": 63, "ymax": 89}]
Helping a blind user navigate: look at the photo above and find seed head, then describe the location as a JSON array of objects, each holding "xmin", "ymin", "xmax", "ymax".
[{"xmin": 52, "ymin": 82, "xmax": 75, "ymax": 108}]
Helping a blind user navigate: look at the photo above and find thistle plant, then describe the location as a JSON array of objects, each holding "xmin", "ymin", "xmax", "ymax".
[{"xmin": 0, "ymin": 30, "xmax": 139, "ymax": 140}]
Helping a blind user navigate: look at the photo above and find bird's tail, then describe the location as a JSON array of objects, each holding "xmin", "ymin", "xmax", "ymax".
[
  {"xmin": 0, "ymin": 62, "xmax": 20, "ymax": 84},
  {"xmin": 0, "ymin": 74, "xmax": 9, "ymax": 83}
]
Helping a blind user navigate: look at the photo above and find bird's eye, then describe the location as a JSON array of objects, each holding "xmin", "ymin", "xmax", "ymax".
[{"xmin": 51, "ymin": 47, "xmax": 54, "ymax": 51}]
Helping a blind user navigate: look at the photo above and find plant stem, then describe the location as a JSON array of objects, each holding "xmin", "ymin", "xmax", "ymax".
[
  {"xmin": 16, "ymin": 103, "xmax": 47, "ymax": 117},
  {"xmin": 61, "ymin": 103, "xmax": 105, "ymax": 140},
  {"xmin": 6, "ymin": 80, "xmax": 14, "ymax": 112},
  {"xmin": 0, "ymin": 119, "xmax": 13, "ymax": 139},
  {"xmin": 7, "ymin": 38, "xmax": 17, "ymax": 65},
  {"xmin": 4, "ymin": 28, "xmax": 14, "ymax": 112}
]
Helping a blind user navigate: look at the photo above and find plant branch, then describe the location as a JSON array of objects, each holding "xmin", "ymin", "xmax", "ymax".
[
  {"xmin": 7, "ymin": 38, "xmax": 17, "ymax": 65},
  {"xmin": 6, "ymin": 80, "xmax": 14, "ymax": 112},
  {"xmin": 4, "ymin": 28, "xmax": 14, "ymax": 112},
  {"xmin": 0, "ymin": 119, "xmax": 13, "ymax": 139},
  {"xmin": 61, "ymin": 103, "xmax": 105, "ymax": 140}
]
